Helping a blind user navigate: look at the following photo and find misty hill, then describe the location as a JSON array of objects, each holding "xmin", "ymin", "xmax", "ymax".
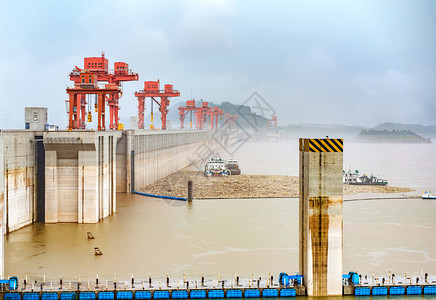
[
  {"xmin": 374, "ymin": 122, "xmax": 436, "ymax": 138},
  {"xmin": 355, "ymin": 129, "xmax": 432, "ymax": 144},
  {"xmin": 280, "ymin": 123, "xmax": 365, "ymax": 139}
]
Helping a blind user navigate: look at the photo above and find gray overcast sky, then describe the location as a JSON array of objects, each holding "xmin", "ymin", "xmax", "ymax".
[{"xmin": 1, "ymin": 0, "xmax": 435, "ymax": 129}]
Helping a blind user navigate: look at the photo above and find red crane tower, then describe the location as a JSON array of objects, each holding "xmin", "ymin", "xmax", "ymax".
[
  {"xmin": 223, "ymin": 113, "xmax": 238, "ymax": 128},
  {"xmin": 66, "ymin": 71, "xmax": 120, "ymax": 131},
  {"xmin": 178, "ymin": 100, "xmax": 210, "ymax": 130},
  {"xmin": 179, "ymin": 101, "xmax": 227, "ymax": 130},
  {"xmin": 69, "ymin": 53, "xmax": 139, "ymax": 130},
  {"xmin": 134, "ymin": 80, "xmax": 180, "ymax": 130},
  {"xmin": 204, "ymin": 107, "xmax": 221, "ymax": 130},
  {"xmin": 267, "ymin": 116, "xmax": 278, "ymax": 128},
  {"xmin": 210, "ymin": 107, "xmax": 224, "ymax": 129},
  {"xmin": 178, "ymin": 100, "xmax": 197, "ymax": 129},
  {"xmin": 194, "ymin": 102, "xmax": 212, "ymax": 130}
]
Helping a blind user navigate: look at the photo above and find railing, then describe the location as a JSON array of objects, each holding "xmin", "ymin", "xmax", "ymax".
[
  {"xmin": 67, "ymin": 83, "xmax": 121, "ymax": 90},
  {"xmin": 70, "ymin": 69, "xmax": 137, "ymax": 76},
  {"xmin": 135, "ymin": 90, "xmax": 180, "ymax": 94}
]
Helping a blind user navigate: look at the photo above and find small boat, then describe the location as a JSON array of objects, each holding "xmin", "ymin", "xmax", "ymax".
[
  {"xmin": 226, "ymin": 159, "xmax": 241, "ymax": 175},
  {"xmin": 343, "ymin": 169, "xmax": 388, "ymax": 186},
  {"xmin": 94, "ymin": 247, "xmax": 103, "ymax": 255},
  {"xmin": 204, "ymin": 155, "xmax": 229, "ymax": 177},
  {"xmin": 423, "ymin": 191, "xmax": 436, "ymax": 199}
]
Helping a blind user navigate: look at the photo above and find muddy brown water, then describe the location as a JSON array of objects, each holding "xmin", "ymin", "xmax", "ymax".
[{"xmin": 5, "ymin": 141, "xmax": 436, "ymax": 285}]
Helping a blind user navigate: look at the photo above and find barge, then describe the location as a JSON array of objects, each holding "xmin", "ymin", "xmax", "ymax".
[{"xmin": 343, "ymin": 169, "xmax": 388, "ymax": 186}]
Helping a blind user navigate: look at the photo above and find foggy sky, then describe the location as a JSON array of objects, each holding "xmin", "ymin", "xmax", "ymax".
[{"xmin": 1, "ymin": 0, "xmax": 435, "ymax": 129}]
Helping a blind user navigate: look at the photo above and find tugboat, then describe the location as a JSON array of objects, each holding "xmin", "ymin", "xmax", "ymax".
[
  {"xmin": 204, "ymin": 155, "xmax": 229, "ymax": 177},
  {"xmin": 343, "ymin": 169, "xmax": 388, "ymax": 186},
  {"xmin": 226, "ymin": 159, "xmax": 241, "ymax": 175},
  {"xmin": 422, "ymin": 191, "xmax": 436, "ymax": 199}
]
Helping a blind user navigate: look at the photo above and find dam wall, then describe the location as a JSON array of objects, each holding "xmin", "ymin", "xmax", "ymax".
[
  {"xmin": 0, "ymin": 129, "xmax": 218, "ymax": 277},
  {"xmin": 0, "ymin": 131, "xmax": 37, "ymax": 233},
  {"xmin": 116, "ymin": 130, "xmax": 214, "ymax": 193},
  {"xmin": 0, "ymin": 130, "xmax": 39, "ymax": 278},
  {"xmin": 0, "ymin": 130, "xmax": 216, "ymax": 228}
]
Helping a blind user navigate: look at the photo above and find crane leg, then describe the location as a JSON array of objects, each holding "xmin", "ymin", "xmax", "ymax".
[
  {"xmin": 98, "ymin": 93, "xmax": 106, "ymax": 131},
  {"xmin": 180, "ymin": 114, "xmax": 185, "ymax": 129},
  {"xmin": 114, "ymin": 97, "xmax": 119, "ymax": 130},
  {"xmin": 160, "ymin": 97, "xmax": 168, "ymax": 130},
  {"xmin": 108, "ymin": 94, "xmax": 115, "ymax": 130},
  {"xmin": 138, "ymin": 97, "xmax": 145, "ymax": 129},
  {"xmin": 79, "ymin": 94, "xmax": 86, "ymax": 129},
  {"xmin": 68, "ymin": 93, "xmax": 75, "ymax": 130}
]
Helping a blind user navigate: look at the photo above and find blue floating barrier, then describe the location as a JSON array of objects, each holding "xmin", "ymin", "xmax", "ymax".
[
  {"xmin": 153, "ymin": 291, "xmax": 169, "ymax": 299},
  {"xmin": 4, "ymin": 293, "xmax": 21, "ymax": 300},
  {"xmin": 262, "ymin": 289, "xmax": 278, "ymax": 297},
  {"xmin": 226, "ymin": 289, "xmax": 242, "ymax": 298},
  {"xmin": 355, "ymin": 287, "xmax": 370, "ymax": 296},
  {"xmin": 132, "ymin": 191, "xmax": 186, "ymax": 201},
  {"xmin": 135, "ymin": 291, "xmax": 151, "ymax": 299},
  {"xmin": 207, "ymin": 290, "xmax": 224, "ymax": 298},
  {"xmin": 244, "ymin": 289, "xmax": 260, "ymax": 298},
  {"xmin": 171, "ymin": 291, "xmax": 188, "ymax": 299},
  {"xmin": 424, "ymin": 286, "xmax": 436, "ymax": 295},
  {"xmin": 372, "ymin": 287, "xmax": 388, "ymax": 295},
  {"xmin": 42, "ymin": 293, "xmax": 59, "ymax": 300},
  {"xmin": 23, "ymin": 293, "xmax": 40, "ymax": 300},
  {"xmin": 61, "ymin": 292, "xmax": 77, "ymax": 300},
  {"xmin": 407, "ymin": 286, "xmax": 422, "ymax": 295},
  {"xmin": 117, "ymin": 292, "xmax": 133, "ymax": 300},
  {"xmin": 98, "ymin": 292, "xmax": 114, "ymax": 300},
  {"xmin": 389, "ymin": 286, "xmax": 405, "ymax": 295},
  {"xmin": 189, "ymin": 290, "xmax": 206, "ymax": 299},
  {"xmin": 280, "ymin": 289, "xmax": 296, "ymax": 297},
  {"xmin": 80, "ymin": 292, "xmax": 96, "ymax": 300}
]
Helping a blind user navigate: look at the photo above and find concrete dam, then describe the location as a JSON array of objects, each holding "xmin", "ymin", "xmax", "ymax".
[{"xmin": 0, "ymin": 130, "xmax": 218, "ymax": 277}]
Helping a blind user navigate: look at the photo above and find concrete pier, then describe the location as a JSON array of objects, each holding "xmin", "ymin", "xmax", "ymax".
[
  {"xmin": 0, "ymin": 133, "xmax": 4, "ymax": 278},
  {"xmin": 44, "ymin": 131, "xmax": 121, "ymax": 223},
  {"xmin": 299, "ymin": 138, "xmax": 343, "ymax": 296}
]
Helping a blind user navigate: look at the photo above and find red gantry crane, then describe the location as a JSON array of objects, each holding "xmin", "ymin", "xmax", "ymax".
[
  {"xmin": 194, "ymin": 102, "xmax": 211, "ymax": 130},
  {"xmin": 69, "ymin": 53, "xmax": 139, "ymax": 130},
  {"xmin": 134, "ymin": 80, "xmax": 180, "ymax": 130},
  {"xmin": 211, "ymin": 107, "xmax": 224, "ymax": 129},
  {"xmin": 223, "ymin": 113, "xmax": 238, "ymax": 128},
  {"xmin": 179, "ymin": 101, "xmax": 226, "ymax": 130},
  {"xmin": 267, "ymin": 116, "xmax": 278, "ymax": 128},
  {"xmin": 178, "ymin": 100, "xmax": 197, "ymax": 129},
  {"xmin": 66, "ymin": 71, "xmax": 120, "ymax": 131}
]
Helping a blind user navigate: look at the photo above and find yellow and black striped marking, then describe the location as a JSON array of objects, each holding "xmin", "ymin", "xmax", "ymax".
[{"xmin": 299, "ymin": 138, "xmax": 343, "ymax": 152}]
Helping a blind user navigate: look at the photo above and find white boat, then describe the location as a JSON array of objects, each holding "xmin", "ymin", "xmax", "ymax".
[
  {"xmin": 204, "ymin": 155, "xmax": 229, "ymax": 177},
  {"xmin": 422, "ymin": 191, "xmax": 436, "ymax": 199}
]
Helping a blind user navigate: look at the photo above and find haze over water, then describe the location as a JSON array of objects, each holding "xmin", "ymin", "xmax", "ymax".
[{"xmin": 5, "ymin": 141, "xmax": 436, "ymax": 285}]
